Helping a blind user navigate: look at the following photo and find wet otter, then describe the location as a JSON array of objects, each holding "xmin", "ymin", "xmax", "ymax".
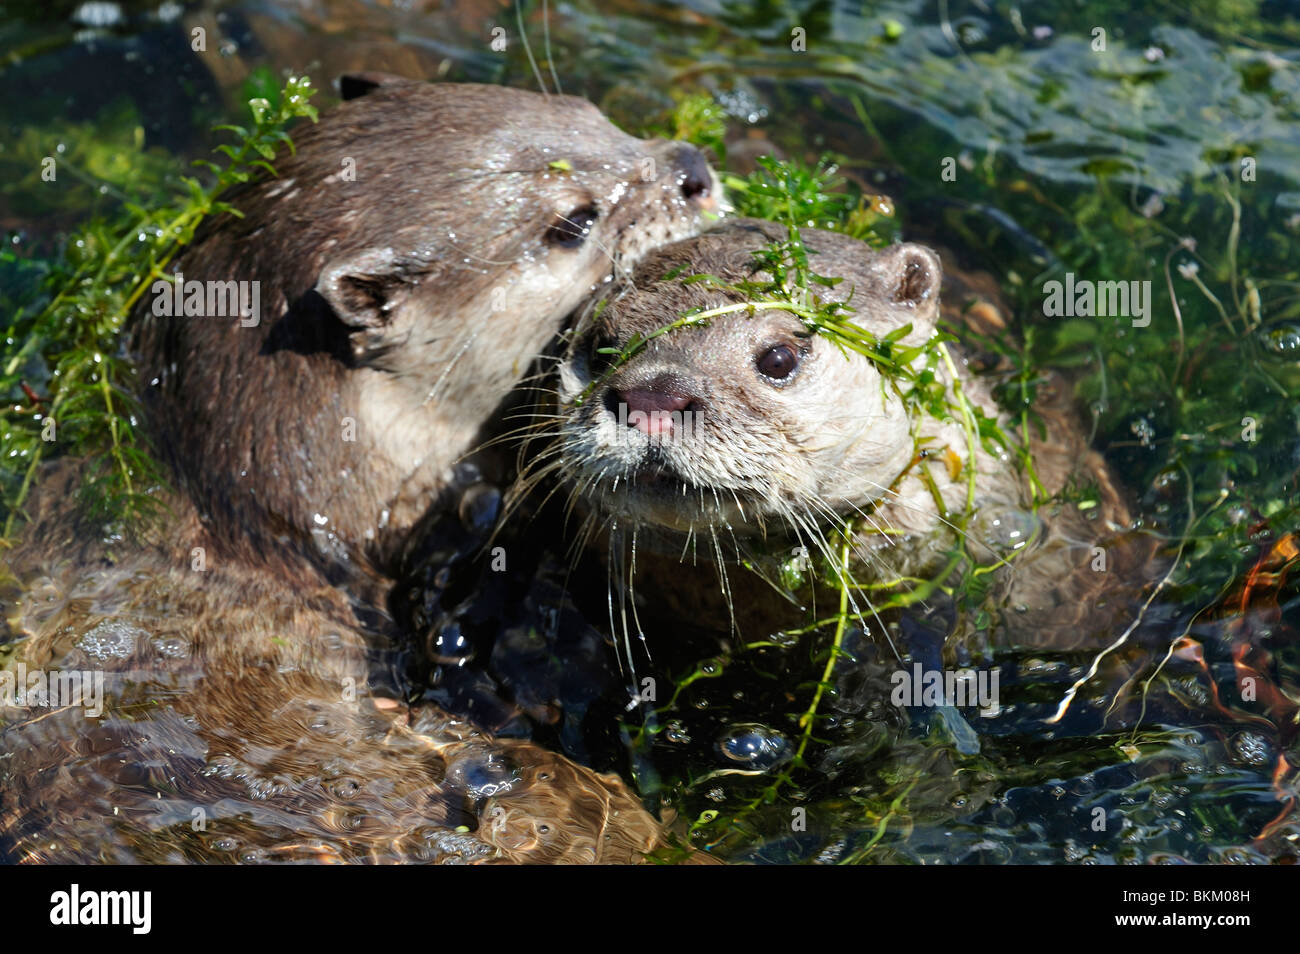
[
  {"xmin": 528, "ymin": 218, "xmax": 1156, "ymax": 651},
  {"xmin": 0, "ymin": 75, "xmax": 718, "ymax": 863}
]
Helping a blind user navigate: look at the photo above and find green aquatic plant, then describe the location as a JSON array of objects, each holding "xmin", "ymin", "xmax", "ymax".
[
  {"xmin": 1043, "ymin": 176, "xmax": 1300, "ymax": 736},
  {"xmin": 0, "ymin": 75, "xmax": 318, "ymax": 543},
  {"xmin": 648, "ymin": 97, "xmax": 897, "ymax": 246},
  {"xmin": 0, "ymin": 100, "xmax": 183, "ymax": 223},
  {"xmin": 726, "ymin": 153, "xmax": 894, "ymax": 247},
  {"xmin": 642, "ymin": 91, "xmax": 729, "ymax": 165}
]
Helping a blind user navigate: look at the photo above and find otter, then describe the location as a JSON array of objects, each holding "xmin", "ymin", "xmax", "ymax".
[
  {"xmin": 527, "ymin": 218, "xmax": 1157, "ymax": 651},
  {"xmin": 0, "ymin": 75, "xmax": 719, "ymax": 863}
]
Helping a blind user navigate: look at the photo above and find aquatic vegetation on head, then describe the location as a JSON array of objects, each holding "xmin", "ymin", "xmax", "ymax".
[{"xmin": 0, "ymin": 75, "xmax": 318, "ymax": 543}]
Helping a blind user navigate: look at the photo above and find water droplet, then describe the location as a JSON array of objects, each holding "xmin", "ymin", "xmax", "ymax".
[
  {"xmin": 427, "ymin": 621, "xmax": 474, "ymax": 665},
  {"xmin": 664, "ymin": 720, "xmax": 691, "ymax": 744},
  {"xmin": 152, "ymin": 636, "xmax": 190, "ymax": 658},
  {"xmin": 458, "ymin": 482, "xmax": 501, "ymax": 534},
  {"xmin": 1130, "ymin": 416, "xmax": 1155, "ymax": 447}
]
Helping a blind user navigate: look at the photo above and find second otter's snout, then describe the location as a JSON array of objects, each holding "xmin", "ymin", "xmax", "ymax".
[{"xmin": 608, "ymin": 378, "xmax": 701, "ymax": 437}]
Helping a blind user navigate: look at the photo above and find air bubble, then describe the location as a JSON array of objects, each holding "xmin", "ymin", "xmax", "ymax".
[{"xmin": 718, "ymin": 723, "xmax": 790, "ymax": 770}]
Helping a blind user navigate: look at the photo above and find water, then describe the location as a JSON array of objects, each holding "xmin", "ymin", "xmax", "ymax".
[{"xmin": 2, "ymin": 0, "xmax": 1298, "ymax": 864}]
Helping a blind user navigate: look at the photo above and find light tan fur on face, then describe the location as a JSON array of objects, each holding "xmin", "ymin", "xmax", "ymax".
[{"xmin": 550, "ymin": 219, "xmax": 999, "ymax": 545}]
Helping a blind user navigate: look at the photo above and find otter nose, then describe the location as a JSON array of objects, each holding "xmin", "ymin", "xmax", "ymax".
[
  {"xmin": 608, "ymin": 385, "xmax": 698, "ymax": 436},
  {"xmin": 675, "ymin": 147, "xmax": 716, "ymax": 209}
]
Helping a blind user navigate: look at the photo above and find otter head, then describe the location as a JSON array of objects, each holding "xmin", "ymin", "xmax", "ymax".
[
  {"xmin": 136, "ymin": 74, "xmax": 721, "ymax": 573},
  {"xmin": 549, "ymin": 219, "xmax": 942, "ymax": 537},
  {"xmin": 313, "ymin": 75, "xmax": 721, "ymax": 385}
]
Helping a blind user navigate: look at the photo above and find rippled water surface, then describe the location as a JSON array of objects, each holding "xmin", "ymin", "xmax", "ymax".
[{"xmin": 2, "ymin": 0, "xmax": 1299, "ymax": 863}]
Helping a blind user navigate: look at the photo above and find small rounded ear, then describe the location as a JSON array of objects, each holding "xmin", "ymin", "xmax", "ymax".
[
  {"xmin": 316, "ymin": 248, "xmax": 411, "ymax": 330},
  {"xmin": 875, "ymin": 243, "xmax": 942, "ymax": 309},
  {"xmin": 338, "ymin": 72, "xmax": 421, "ymax": 101}
]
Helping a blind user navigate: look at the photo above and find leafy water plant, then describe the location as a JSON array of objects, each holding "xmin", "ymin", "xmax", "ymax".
[
  {"xmin": 726, "ymin": 153, "xmax": 896, "ymax": 247},
  {"xmin": 0, "ymin": 75, "xmax": 318, "ymax": 544}
]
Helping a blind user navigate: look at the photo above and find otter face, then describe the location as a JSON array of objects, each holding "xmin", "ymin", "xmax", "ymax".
[
  {"xmin": 310, "ymin": 82, "xmax": 721, "ymax": 400},
  {"xmin": 549, "ymin": 220, "xmax": 943, "ymax": 537}
]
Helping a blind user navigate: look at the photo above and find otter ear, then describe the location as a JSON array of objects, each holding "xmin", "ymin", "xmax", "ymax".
[
  {"xmin": 316, "ymin": 248, "xmax": 413, "ymax": 331},
  {"xmin": 869, "ymin": 243, "xmax": 942, "ymax": 331},
  {"xmin": 338, "ymin": 72, "xmax": 421, "ymax": 100}
]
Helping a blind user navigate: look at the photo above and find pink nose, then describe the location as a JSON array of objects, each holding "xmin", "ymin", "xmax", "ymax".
[{"xmin": 615, "ymin": 387, "xmax": 694, "ymax": 436}]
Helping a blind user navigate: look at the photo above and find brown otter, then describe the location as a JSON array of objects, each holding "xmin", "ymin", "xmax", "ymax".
[
  {"xmin": 525, "ymin": 218, "xmax": 1157, "ymax": 651},
  {"xmin": 0, "ymin": 75, "xmax": 719, "ymax": 863}
]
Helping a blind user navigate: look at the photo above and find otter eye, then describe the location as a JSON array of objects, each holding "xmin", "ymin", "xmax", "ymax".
[
  {"xmin": 546, "ymin": 205, "xmax": 598, "ymax": 248},
  {"xmin": 757, "ymin": 344, "xmax": 799, "ymax": 381}
]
